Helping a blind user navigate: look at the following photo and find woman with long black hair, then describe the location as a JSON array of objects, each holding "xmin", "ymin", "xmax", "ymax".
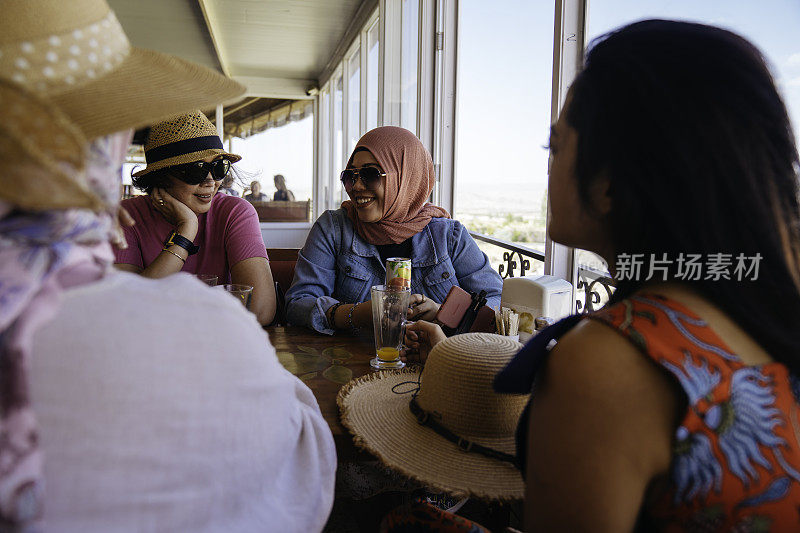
[{"xmin": 401, "ymin": 19, "xmax": 800, "ymax": 532}]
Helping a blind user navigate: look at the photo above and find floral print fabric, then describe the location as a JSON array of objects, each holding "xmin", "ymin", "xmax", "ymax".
[
  {"xmin": 380, "ymin": 498, "xmax": 490, "ymax": 533},
  {"xmin": 590, "ymin": 293, "xmax": 800, "ymax": 531}
]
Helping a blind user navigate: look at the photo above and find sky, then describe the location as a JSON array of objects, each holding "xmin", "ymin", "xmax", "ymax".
[{"xmin": 453, "ymin": 0, "xmax": 800, "ymax": 218}]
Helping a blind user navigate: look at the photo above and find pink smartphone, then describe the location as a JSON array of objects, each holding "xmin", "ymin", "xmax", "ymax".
[{"xmin": 434, "ymin": 286, "xmax": 473, "ymax": 329}]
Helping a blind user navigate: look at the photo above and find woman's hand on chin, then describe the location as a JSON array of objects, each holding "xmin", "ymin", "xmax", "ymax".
[
  {"xmin": 152, "ymin": 187, "xmax": 198, "ymax": 239},
  {"xmin": 407, "ymin": 293, "xmax": 440, "ymax": 321}
]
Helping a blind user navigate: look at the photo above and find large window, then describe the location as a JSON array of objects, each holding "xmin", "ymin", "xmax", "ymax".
[
  {"xmin": 333, "ymin": 75, "xmax": 344, "ymax": 207},
  {"xmin": 454, "ymin": 0, "xmax": 555, "ymax": 274},
  {"xmin": 366, "ymin": 19, "xmax": 380, "ymax": 131},
  {"xmin": 318, "ymin": 88, "xmax": 330, "ymax": 214},
  {"xmin": 347, "ymin": 48, "xmax": 362, "ymax": 153},
  {"xmin": 587, "ymin": 0, "xmax": 800, "ymax": 143},
  {"xmin": 400, "ymin": 0, "xmax": 419, "ymax": 133},
  {"xmin": 230, "ymin": 114, "xmax": 314, "ymax": 208}
]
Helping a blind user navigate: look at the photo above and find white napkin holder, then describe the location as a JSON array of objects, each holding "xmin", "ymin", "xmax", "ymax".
[{"xmin": 500, "ymin": 274, "xmax": 573, "ymax": 342}]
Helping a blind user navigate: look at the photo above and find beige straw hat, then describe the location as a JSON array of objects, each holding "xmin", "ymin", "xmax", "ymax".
[
  {"xmin": 338, "ymin": 333, "xmax": 528, "ymax": 500},
  {"xmin": 0, "ymin": 78, "xmax": 102, "ymax": 211},
  {"xmin": 0, "ymin": 0, "xmax": 245, "ymax": 210},
  {"xmin": 0, "ymin": 0, "xmax": 244, "ymax": 140},
  {"xmin": 132, "ymin": 110, "xmax": 241, "ymax": 177}
]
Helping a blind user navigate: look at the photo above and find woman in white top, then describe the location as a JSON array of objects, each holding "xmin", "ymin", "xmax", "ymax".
[{"xmin": 0, "ymin": 1, "xmax": 335, "ymax": 530}]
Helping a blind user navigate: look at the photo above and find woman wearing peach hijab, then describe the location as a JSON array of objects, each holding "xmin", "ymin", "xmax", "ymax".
[{"xmin": 286, "ymin": 126, "xmax": 502, "ymax": 334}]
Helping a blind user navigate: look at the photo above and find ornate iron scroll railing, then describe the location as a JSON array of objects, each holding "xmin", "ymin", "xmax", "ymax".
[
  {"xmin": 469, "ymin": 232, "xmax": 545, "ymax": 279},
  {"xmin": 575, "ymin": 263, "xmax": 615, "ymax": 313},
  {"xmin": 469, "ymin": 232, "xmax": 616, "ymax": 314}
]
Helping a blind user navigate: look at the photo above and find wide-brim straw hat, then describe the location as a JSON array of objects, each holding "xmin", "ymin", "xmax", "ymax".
[
  {"xmin": 0, "ymin": 78, "xmax": 102, "ymax": 211},
  {"xmin": 132, "ymin": 110, "xmax": 241, "ymax": 177},
  {"xmin": 338, "ymin": 333, "xmax": 528, "ymax": 500},
  {"xmin": 0, "ymin": 0, "xmax": 245, "ymax": 210}
]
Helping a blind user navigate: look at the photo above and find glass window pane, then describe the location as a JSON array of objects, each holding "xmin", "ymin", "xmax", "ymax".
[
  {"xmin": 367, "ymin": 19, "xmax": 380, "ymax": 131},
  {"xmin": 400, "ymin": 0, "xmax": 419, "ymax": 133},
  {"xmin": 347, "ymin": 50, "xmax": 361, "ymax": 152},
  {"xmin": 333, "ymin": 76, "xmax": 344, "ymax": 204},
  {"xmin": 320, "ymin": 90, "xmax": 330, "ymax": 196},
  {"xmin": 454, "ymin": 1, "xmax": 554, "ymax": 274},
  {"xmin": 587, "ymin": 0, "xmax": 800, "ymax": 145},
  {"xmin": 230, "ymin": 114, "xmax": 314, "ymax": 215}
]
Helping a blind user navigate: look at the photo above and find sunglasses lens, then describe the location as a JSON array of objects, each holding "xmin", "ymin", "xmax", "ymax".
[
  {"xmin": 361, "ymin": 166, "xmax": 382, "ymax": 186},
  {"xmin": 340, "ymin": 169, "xmax": 356, "ymax": 189},
  {"xmin": 211, "ymin": 159, "xmax": 230, "ymax": 179},
  {"xmin": 171, "ymin": 164, "xmax": 205, "ymax": 184}
]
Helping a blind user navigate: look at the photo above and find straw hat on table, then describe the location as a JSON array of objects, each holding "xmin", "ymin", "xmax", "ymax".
[
  {"xmin": 0, "ymin": 0, "xmax": 245, "ymax": 211},
  {"xmin": 338, "ymin": 333, "xmax": 528, "ymax": 501},
  {"xmin": 132, "ymin": 110, "xmax": 241, "ymax": 177}
]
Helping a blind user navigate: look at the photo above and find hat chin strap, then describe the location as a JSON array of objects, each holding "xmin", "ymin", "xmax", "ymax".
[{"xmin": 408, "ymin": 397, "xmax": 520, "ymax": 469}]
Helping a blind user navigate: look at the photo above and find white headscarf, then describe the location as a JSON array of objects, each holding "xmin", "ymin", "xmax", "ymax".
[{"xmin": 0, "ymin": 127, "xmax": 131, "ymax": 528}]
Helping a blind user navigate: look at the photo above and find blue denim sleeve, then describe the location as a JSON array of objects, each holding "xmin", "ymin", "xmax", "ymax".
[
  {"xmin": 450, "ymin": 220, "xmax": 504, "ymax": 309},
  {"xmin": 285, "ymin": 212, "xmax": 339, "ymax": 335}
]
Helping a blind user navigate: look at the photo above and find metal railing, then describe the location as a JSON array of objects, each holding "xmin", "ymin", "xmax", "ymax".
[
  {"xmin": 470, "ymin": 231, "xmax": 616, "ymax": 313},
  {"xmin": 469, "ymin": 232, "xmax": 545, "ymax": 279},
  {"xmin": 575, "ymin": 263, "xmax": 615, "ymax": 313}
]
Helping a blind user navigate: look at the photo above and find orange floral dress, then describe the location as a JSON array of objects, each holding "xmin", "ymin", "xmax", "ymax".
[{"xmin": 588, "ymin": 293, "xmax": 800, "ymax": 531}]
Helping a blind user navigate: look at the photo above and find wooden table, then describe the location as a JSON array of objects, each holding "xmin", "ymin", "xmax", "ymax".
[{"xmin": 265, "ymin": 325, "xmax": 378, "ymax": 459}]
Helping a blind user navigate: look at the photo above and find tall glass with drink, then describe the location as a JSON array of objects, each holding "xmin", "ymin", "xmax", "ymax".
[{"xmin": 370, "ymin": 284, "xmax": 411, "ymax": 369}]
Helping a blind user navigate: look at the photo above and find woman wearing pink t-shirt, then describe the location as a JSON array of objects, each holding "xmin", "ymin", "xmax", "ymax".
[{"xmin": 115, "ymin": 111, "xmax": 276, "ymax": 325}]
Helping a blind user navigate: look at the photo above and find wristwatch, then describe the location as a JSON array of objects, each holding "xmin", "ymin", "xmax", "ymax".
[{"xmin": 163, "ymin": 230, "xmax": 199, "ymax": 255}]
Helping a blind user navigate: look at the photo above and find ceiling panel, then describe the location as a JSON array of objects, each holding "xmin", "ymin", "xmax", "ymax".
[
  {"xmin": 110, "ymin": 0, "xmax": 367, "ymax": 84},
  {"xmin": 108, "ymin": 0, "xmax": 222, "ymax": 72},
  {"xmin": 209, "ymin": 0, "xmax": 364, "ymax": 79}
]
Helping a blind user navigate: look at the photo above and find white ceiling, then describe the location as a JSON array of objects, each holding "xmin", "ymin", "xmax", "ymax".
[
  {"xmin": 108, "ymin": 0, "xmax": 222, "ymax": 71},
  {"xmin": 109, "ymin": 0, "xmax": 367, "ymax": 99}
]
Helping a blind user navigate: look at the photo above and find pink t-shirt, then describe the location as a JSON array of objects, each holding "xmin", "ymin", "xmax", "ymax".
[{"xmin": 115, "ymin": 193, "xmax": 268, "ymax": 281}]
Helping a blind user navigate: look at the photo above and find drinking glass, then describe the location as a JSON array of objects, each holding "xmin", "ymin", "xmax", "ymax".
[
  {"xmin": 196, "ymin": 274, "xmax": 218, "ymax": 286},
  {"xmin": 370, "ymin": 285, "xmax": 411, "ymax": 370},
  {"xmin": 219, "ymin": 284, "xmax": 254, "ymax": 309}
]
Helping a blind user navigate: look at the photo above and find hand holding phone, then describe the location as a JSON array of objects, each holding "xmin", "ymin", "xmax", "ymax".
[{"xmin": 407, "ymin": 293, "xmax": 440, "ymax": 321}]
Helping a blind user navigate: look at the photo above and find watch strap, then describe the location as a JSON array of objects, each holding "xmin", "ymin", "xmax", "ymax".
[{"xmin": 164, "ymin": 230, "xmax": 199, "ymax": 255}]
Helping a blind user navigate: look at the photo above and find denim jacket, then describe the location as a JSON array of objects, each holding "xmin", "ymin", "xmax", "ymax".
[{"xmin": 286, "ymin": 208, "xmax": 503, "ymax": 334}]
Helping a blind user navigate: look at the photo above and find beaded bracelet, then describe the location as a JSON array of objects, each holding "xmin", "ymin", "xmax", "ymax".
[
  {"xmin": 347, "ymin": 302, "xmax": 361, "ymax": 334},
  {"xmin": 327, "ymin": 302, "xmax": 344, "ymax": 329}
]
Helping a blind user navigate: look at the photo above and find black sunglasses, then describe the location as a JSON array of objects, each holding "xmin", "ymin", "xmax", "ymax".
[
  {"xmin": 340, "ymin": 166, "xmax": 386, "ymax": 190},
  {"xmin": 169, "ymin": 159, "xmax": 231, "ymax": 185}
]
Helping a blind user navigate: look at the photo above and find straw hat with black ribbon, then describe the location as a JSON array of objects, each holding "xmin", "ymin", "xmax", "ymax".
[
  {"xmin": 132, "ymin": 110, "xmax": 241, "ymax": 177},
  {"xmin": 338, "ymin": 333, "xmax": 528, "ymax": 500},
  {"xmin": 0, "ymin": 0, "xmax": 245, "ymax": 211}
]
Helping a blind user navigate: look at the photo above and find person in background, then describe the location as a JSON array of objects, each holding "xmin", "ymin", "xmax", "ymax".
[
  {"xmin": 244, "ymin": 180, "xmax": 269, "ymax": 202},
  {"xmin": 273, "ymin": 173, "xmax": 295, "ymax": 201},
  {"xmin": 219, "ymin": 174, "xmax": 239, "ymax": 196},
  {"xmin": 403, "ymin": 19, "xmax": 800, "ymax": 532},
  {"xmin": 0, "ymin": 0, "xmax": 335, "ymax": 531},
  {"xmin": 115, "ymin": 111, "xmax": 276, "ymax": 325},
  {"xmin": 286, "ymin": 126, "xmax": 502, "ymax": 335}
]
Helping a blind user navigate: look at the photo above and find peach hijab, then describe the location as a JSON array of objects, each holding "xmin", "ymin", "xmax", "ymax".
[{"xmin": 342, "ymin": 127, "xmax": 450, "ymax": 245}]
